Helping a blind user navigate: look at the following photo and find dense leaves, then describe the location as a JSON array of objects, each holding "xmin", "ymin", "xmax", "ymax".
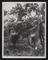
[{"xmin": 4, "ymin": 3, "xmax": 45, "ymax": 56}]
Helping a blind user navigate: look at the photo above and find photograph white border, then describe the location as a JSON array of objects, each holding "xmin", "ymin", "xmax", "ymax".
[{"xmin": 2, "ymin": 2, "xmax": 46, "ymax": 58}]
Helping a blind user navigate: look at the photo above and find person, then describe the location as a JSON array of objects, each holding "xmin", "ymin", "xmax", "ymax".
[{"xmin": 10, "ymin": 29, "xmax": 19, "ymax": 48}]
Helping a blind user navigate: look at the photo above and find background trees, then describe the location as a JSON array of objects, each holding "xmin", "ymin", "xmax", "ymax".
[{"xmin": 4, "ymin": 3, "xmax": 45, "ymax": 56}]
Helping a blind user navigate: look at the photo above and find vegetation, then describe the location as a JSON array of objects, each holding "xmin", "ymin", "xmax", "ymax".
[{"xmin": 4, "ymin": 3, "xmax": 45, "ymax": 56}]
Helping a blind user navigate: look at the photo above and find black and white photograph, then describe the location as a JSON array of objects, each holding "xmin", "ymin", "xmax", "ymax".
[{"xmin": 2, "ymin": 2, "xmax": 46, "ymax": 58}]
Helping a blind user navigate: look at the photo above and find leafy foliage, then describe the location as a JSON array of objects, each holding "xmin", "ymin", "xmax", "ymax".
[{"xmin": 4, "ymin": 3, "xmax": 45, "ymax": 56}]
